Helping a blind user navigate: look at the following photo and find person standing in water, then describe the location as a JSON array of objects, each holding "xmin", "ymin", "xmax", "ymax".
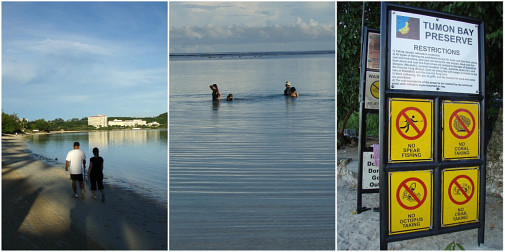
[
  {"xmin": 210, "ymin": 84, "xmax": 222, "ymax": 100},
  {"xmin": 65, "ymin": 142, "xmax": 86, "ymax": 199},
  {"xmin": 284, "ymin": 81, "xmax": 292, "ymax": 96},
  {"xmin": 88, "ymin": 147, "xmax": 105, "ymax": 202}
]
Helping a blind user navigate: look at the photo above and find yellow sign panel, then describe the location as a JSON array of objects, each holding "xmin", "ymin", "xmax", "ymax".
[
  {"xmin": 443, "ymin": 101, "xmax": 480, "ymax": 160},
  {"xmin": 389, "ymin": 170, "xmax": 432, "ymax": 235},
  {"xmin": 442, "ymin": 167, "xmax": 479, "ymax": 227},
  {"xmin": 365, "ymin": 71, "xmax": 380, "ymax": 110},
  {"xmin": 389, "ymin": 98, "xmax": 433, "ymax": 162}
]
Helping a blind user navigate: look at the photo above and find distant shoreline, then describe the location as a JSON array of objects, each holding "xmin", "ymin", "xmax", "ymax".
[
  {"xmin": 8, "ymin": 127, "xmax": 166, "ymax": 137},
  {"xmin": 170, "ymin": 50, "xmax": 335, "ymax": 59}
]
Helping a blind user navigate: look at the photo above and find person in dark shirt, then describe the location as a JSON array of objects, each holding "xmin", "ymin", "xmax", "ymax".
[
  {"xmin": 210, "ymin": 84, "xmax": 222, "ymax": 100},
  {"xmin": 284, "ymin": 81, "xmax": 292, "ymax": 96},
  {"xmin": 88, "ymin": 147, "xmax": 105, "ymax": 202}
]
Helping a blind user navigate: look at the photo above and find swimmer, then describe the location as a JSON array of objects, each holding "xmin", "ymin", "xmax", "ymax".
[
  {"xmin": 209, "ymin": 84, "xmax": 222, "ymax": 100},
  {"xmin": 226, "ymin": 94, "xmax": 234, "ymax": 101},
  {"xmin": 284, "ymin": 81, "xmax": 292, "ymax": 96},
  {"xmin": 290, "ymin": 87, "xmax": 299, "ymax": 98}
]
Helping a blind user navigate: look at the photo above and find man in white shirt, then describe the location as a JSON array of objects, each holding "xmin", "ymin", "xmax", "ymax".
[{"xmin": 65, "ymin": 142, "xmax": 86, "ymax": 199}]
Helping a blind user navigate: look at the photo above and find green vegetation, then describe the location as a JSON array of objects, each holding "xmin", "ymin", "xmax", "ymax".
[
  {"xmin": 337, "ymin": 2, "xmax": 503, "ymax": 146},
  {"xmin": 445, "ymin": 241, "xmax": 465, "ymax": 250},
  {"xmin": 1, "ymin": 112, "xmax": 168, "ymax": 134},
  {"xmin": 337, "ymin": 112, "xmax": 379, "ymax": 138}
]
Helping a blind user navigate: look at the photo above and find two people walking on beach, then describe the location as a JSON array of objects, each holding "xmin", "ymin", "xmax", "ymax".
[
  {"xmin": 65, "ymin": 142, "xmax": 105, "ymax": 202},
  {"xmin": 210, "ymin": 81, "xmax": 299, "ymax": 100}
]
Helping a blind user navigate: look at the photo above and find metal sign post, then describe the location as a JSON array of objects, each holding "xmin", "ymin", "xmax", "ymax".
[
  {"xmin": 379, "ymin": 3, "xmax": 486, "ymax": 250},
  {"xmin": 357, "ymin": 27, "xmax": 380, "ymax": 213}
]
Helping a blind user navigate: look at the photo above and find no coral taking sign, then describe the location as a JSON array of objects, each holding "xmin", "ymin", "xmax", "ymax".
[{"xmin": 390, "ymin": 11, "xmax": 479, "ymax": 94}]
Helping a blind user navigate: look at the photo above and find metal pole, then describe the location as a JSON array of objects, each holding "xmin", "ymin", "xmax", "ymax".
[
  {"xmin": 357, "ymin": 1, "xmax": 367, "ymax": 214},
  {"xmin": 379, "ymin": 2, "xmax": 388, "ymax": 250}
]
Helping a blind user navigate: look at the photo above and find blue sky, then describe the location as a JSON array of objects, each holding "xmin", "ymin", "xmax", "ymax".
[
  {"xmin": 2, "ymin": 2, "xmax": 167, "ymax": 120},
  {"xmin": 169, "ymin": 2, "xmax": 335, "ymax": 53}
]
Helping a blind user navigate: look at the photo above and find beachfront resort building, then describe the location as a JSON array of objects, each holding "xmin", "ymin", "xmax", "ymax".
[
  {"xmin": 108, "ymin": 119, "xmax": 147, "ymax": 127},
  {"xmin": 88, "ymin": 115, "xmax": 154, "ymax": 128},
  {"xmin": 88, "ymin": 115, "xmax": 108, "ymax": 128}
]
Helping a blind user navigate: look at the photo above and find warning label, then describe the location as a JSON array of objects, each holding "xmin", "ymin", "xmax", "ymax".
[
  {"xmin": 389, "ymin": 170, "xmax": 432, "ymax": 235},
  {"xmin": 389, "ymin": 98, "xmax": 433, "ymax": 162},
  {"xmin": 365, "ymin": 71, "xmax": 380, "ymax": 110},
  {"xmin": 442, "ymin": 101, "xmax": 480, "ymax": 160},
  {"xmin": 442, "ymin": 167, "xmax": 479, "ymax": 226},
  {"xmin": 362, "ymin": 152, "xmax": 379, "ymax": 189}
]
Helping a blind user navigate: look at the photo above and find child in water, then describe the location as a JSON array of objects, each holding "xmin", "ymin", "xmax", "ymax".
[
  {"xmin": 290, "ymin": 87, "xmax": 299, "ymax": 98},
  {"xmin": 226, "ymin": 94, "xmax": 234, "ymax": 101}
]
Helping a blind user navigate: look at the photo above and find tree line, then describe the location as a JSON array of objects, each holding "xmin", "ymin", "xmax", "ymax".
[{"xmin": 2, "ymin": 112, "xmax": 168, "ymax": 134}]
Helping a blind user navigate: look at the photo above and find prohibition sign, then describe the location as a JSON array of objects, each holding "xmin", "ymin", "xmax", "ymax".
[
  {"xmin": 449, "ymin": 109, "xmax": 476, "ymax": 140},
  {"xmin": 396, "ymin": 177, "xmax": 427, "ymax": 210},
  {"xmin": 371, "ymin": 81, "xmax": 379, "ymax": 99},
  {"xmin": 396, "ymin": 107, "xmax": 427, "ymax": 140},
  {"xmin": 448, "ymin": 175, "xmax": 475, "ymax": 205}
]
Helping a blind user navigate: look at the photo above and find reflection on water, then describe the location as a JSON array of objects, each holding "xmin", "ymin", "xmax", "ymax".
[
  {"xmin": 26, "ymin": 129, "xmax": 167, "ymax": 204},
  {"xmin": 88, "ymin": 130, "xmax": 161, "ymax": 150}
]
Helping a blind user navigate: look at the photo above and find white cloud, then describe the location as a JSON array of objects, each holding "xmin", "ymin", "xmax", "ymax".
[
  {"xmin": 25, "ymin": 38, "xmax": 113, "ymax": 57},
  {"xmin": 170, "ymin": 18, "xmax": 334, "ymax": 52},
  {"xmin": 169, "ymin": 2, "xmax": 334, "ymax": 53}
]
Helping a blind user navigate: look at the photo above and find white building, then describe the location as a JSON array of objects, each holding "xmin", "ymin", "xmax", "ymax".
[
  {"xmin": 108, "ymin": 119, "xmax": 147, "ymax": 127},
  {"xmin": 88, "ymin": 115, "xmax": 108, "ymax": 128}
]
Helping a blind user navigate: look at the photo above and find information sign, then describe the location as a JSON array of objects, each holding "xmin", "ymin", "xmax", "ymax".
[
  {"xmin": 362, "ymin": 151, "xmax": 379, "ymax": 189},
  {"xmin": 388, "ymin": 98, "xmax": 433, "ymax": 162},
  {"xmin": 442, "ymin": 167, "xmax": 479, "ymax": 226},
  {"xmin": 389, "ymin": 11, "xmax": 479, "ymax": 94},
  {"xmin": 389, "ymin": 170, "xmax": 432, "ymax": 235},
  {"xmin": 365, "ymin": 71, "xmax": 380, "ymax": 109},
  {"xmin": 443, "ymin": 101, "xmax": 480, "ymax": 160}
]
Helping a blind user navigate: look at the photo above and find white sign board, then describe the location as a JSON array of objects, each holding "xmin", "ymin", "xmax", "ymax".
[
  {"xmin": 365, "ymin": 71, "xmax": 380, "ymax": 110},
  {"xmin": 390, "ymin": 11, "xmax": 479, "ymax": 94},
  {"xmin": 363, "ymin": 151, "xmax": 379, "ymax": 189}
]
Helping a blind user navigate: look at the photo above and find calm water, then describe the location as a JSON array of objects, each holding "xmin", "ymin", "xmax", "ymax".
[
  {"xmin": 26, "ymin": 129, "xmax": 167, "ymax": 205},
  {"xmin": 170, "ymin": 53, "xmax": 335, "ymax": 249}
]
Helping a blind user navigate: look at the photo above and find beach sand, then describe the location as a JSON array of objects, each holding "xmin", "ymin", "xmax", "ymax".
[
  {"xmin": 2, "ymin": 135, "xmax": 167, "ymax": 250},
  {"xmin": 337, "ymin": 147, "xmax": 503, "ymax": 250}
]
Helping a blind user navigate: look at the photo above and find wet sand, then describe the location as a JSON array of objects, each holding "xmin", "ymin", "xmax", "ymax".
[{"xmin": 2, "ymin": 135, "xmax": 167, "ymax": 250}]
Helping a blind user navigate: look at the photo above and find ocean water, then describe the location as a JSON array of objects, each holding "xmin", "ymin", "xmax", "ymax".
[
  {"xmin": 25, "ymin": 129, "xmax": 167, "ymax": 205},
  {"xmin": 169, "ymin": 52, "xmax": 335, "ymax": 249}
]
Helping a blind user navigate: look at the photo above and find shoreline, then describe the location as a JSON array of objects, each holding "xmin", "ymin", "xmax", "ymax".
[
  {"xmin": 2, "ymin": 135, "xmax": 167, "ymax": 250},
  {"xmin": 21, "ymin": 130, "xmax": 168, "ymax": 206},
  {"xmin": 16, "ymin": 127, "xmax": 167, "ymax": 136}
]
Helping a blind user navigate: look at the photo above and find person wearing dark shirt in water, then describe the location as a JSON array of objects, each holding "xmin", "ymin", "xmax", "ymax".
[
  {"xmin": 210, "ymin": 84, "xmax": 222, "ymax": 100},
  {"xmin": 284, "ymin": 81, "xmax": 292, "ymax": 96}
]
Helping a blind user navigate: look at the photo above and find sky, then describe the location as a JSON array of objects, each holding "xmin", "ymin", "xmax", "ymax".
[
  {"xmin": 169, "ymin": 2, "xmax": 335, "ymax": 53},
  {"xmin": 2, "ymin": 2, "xmax": 167, "ymax": 121}
]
